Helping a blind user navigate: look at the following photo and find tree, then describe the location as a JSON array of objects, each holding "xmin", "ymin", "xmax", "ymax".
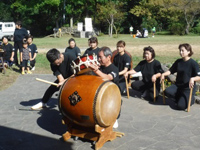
[{"xmin": 97, "ymin": 1, "xmax": 125, "ymax": 37}]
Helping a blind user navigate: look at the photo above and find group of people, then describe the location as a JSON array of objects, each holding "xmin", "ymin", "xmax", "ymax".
[
  {"xmin": 0, "ymin": 21, "xmax": 38, "ymax": 74},
  {"xmin": 31, "ymin": 36, "xmax": 200, "ymax": 129}
]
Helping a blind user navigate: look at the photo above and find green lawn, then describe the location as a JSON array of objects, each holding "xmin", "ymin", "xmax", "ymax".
[{"xmin": 1, "ymin": 34, "xmax": 200, "ymax": 91}]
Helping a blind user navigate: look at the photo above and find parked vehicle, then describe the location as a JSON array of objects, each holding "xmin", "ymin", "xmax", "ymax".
[{"xmin": 0, "ymin": 22, "xmax": 15, "ymax": 41}]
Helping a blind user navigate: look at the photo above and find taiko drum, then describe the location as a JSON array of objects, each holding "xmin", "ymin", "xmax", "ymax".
[{"xmin": 58, "ymin": 75, "xmax": 121, "ymax": 127}]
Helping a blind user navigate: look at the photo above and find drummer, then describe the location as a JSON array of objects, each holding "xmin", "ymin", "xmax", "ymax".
[
  {"xmin": 82, "ymin": 37, "xmax": 100, "ymax": 56},
  {"xmin": 31, "ymin": 48, "xmax": 76, "ymax": 110},
  {"xmin": 88, "ymin": 46, "xmax": 120, "ymax": 128}
]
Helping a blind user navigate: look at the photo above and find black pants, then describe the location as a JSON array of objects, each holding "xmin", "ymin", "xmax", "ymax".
[
  {"xmin": 41, "ymin": 80, "xmax": 60, "ymax": 103},
  {"xmin": 14, "ymin": 41, "xmax": 23, "ymax": 66},
  {"xmin": 131, "ymin": 80, "xmax": 161, "ymax": 101},
  {"xmin": 165, "ymin": 84, "xmax": 195, "ymax": 110}
]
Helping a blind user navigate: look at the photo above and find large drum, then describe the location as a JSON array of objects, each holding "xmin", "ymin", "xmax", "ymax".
[{"xmin": 58, "ymin": 75, "xmax": 121, "ymax": 128}]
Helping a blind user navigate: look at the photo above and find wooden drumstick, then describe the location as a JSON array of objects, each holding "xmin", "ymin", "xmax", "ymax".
[
  {"xmin": 153, "ymin": 82, "xmax": 156, "ymax": 102},
  {"xmin": 187, "ymin": 88, "xmax": 193, "ymax": 112},
  {"xmin": 125, "ymin": 77, "xmax": 129, "ymax": 99},
  {"xmin": 36, "ymin": 78, "xmax": 58, "ymax": 86},
  {"xmin": 162, "ymin": 80, "xmax": 166, "ymax": 104}
]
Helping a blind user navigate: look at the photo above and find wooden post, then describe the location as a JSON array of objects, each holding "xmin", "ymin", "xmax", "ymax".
[
  {"xmin": 162, "ymin": 80, "xmax": 166, "ymax": 104},
  {"xmin": 187, "ymin": 88, "xmax": 193, "ymax": 112},
  {"xmin": 125, "ymin": 77, "xmax": 129, "ymax": 99}
]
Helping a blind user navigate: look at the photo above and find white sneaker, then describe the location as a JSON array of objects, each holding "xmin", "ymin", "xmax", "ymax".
[
  {"xmin": 31, "ymin": 102, "xmax": 47, "ymax": 110},
  {"xmin": 31, "ymin": 66, "xmax": 35, "ymax": 71},
  {"xmin": 113, "ymin": 120, "xmax": 118, "ymax": 129}
]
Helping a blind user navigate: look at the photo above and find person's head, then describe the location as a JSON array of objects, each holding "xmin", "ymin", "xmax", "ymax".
[
  {"xmin": 89, "ymin": 37, "xmax": 98, "ymax": 49},
  {"xmin": 27, "ymin": 35, "xmax": 33, "ymax": 44},
  {"xmin": 143, "ymin": 46, "xmax": 155, "ymax": 62},
  {"xmin": 178, "ymin": 43, "xmax": 193, "ymax": 58},
  {"xmin": 2, "ymin": 36, "xmax": 8, "ymax": 45},
  {"xmin": 116, "ymin": 40, "xmax": 126, "ymax": 53},
  {"xmin": 46, "ymin": 48, "xmax": 63, "ymax": 66},
  {"xmin": 98, "ymin": 46, "xmax": 112, "ymax": 66},
  {"xmin": 68, "ymin": 38, "xmax": 76, "ymax": 48},
  {"xmin": 23, "ymin": 39, "xmax": 28, "ymax": 48},
  {"xmin": 15, "ymin": 21, "xmax": 22, "ymax": 29}
]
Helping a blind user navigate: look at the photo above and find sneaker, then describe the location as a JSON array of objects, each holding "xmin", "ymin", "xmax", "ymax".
[
  {"xmin": 21, "ymin": 71, "xmax": 25, "ymax": 75},
  {"xmin": 31, "ymin": 102, "xmax": 47, "ymax": 110},
  {"xmin": 31, "ymin": 66, "xmax": 35, "ymax": 71},
  {"xmin": 27, "ymin": 71, "xmax": 32, "ymax": 74},
  {"xmin": 113, "ymin": 120, "xmax": 118, "ymax": 129}
]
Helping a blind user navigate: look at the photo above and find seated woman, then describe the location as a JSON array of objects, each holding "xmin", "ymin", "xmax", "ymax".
[
  {"xmin": 113, "ymin": 40, "xmax": 131, "ymax": 93},
  {"xmin": 65, "ymin": 38, "xmax": 81, "ymax": 58},
  {"xmin": 83, "ymin": 37, "xmax": 100, "ymax": 56},
  {"xmin": 161, "ymin": 43, "xmax": 200, "ymax": 110},
  {"xmin": 125, "ymin": 46, "xmax": 163, "ymax": 101},
  {"xmin": 136, "ymin": 30, "xmax": 142, "ymax": 38}
]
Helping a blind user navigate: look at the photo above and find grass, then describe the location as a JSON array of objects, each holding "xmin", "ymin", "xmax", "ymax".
[{"xmin": 1, "ymin": 33, "xmax": 200, "ymax": 91}]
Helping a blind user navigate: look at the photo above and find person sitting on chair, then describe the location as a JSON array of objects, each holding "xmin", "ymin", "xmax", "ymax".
[
  {"xmin": 161, "ymin": 43, "xmax": 200, "ymax": 110},
  {"xmin": 125, "ymin": 46, "xmax": 163, "ymax": 101},
  {"xmin": 113, "ymin": 40, "xmax": 131, "ymax": 93},
  {"xmin": 83, "ymin": 37, "xmax": 100, "ymax": 56}
]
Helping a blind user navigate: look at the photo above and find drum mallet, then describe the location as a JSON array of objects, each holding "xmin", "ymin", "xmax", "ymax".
[{"xmin": 36, "ymin": 78, "xmax": 58, "ymax": 86}]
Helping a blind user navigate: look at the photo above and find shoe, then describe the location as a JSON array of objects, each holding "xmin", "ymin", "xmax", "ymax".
[
  {"xmin": 21, "ymin": 71, "xmax": 25, "ymax": 75},
  {"xmin": 27, "ymin": 71, "xmax": 32, "ymax": 74},
  {"xmin": 31, "ymin": 102, "xmax": 47, "ymax": 110},
  {"xmin": 113, "ymin": 120, "xmax": 118, "ymax": 129},
  {"xmin": 31, "ymin": 66, "xmax": 35, "ymax": 71}
]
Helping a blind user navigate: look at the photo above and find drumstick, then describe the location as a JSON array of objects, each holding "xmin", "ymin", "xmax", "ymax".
[
  {"xmin": 187, "ymin": 88, "xmax": 193, "ymax": 112},
  {"xmin": 162, "ymin": 80, "xmax": 166, "ymax": 104},
  {"xmin": 36, "ymin": 78, "xmax": 58, "ymax": 86},
  {"xmin": 153, "ymin": 82, "xmax": 156, "ymax": 102},
  {"xmin": 125, "ymin": 77, "xmax": 129, "ymax": 99}
]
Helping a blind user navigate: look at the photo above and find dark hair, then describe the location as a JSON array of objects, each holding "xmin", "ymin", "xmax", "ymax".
[
  {"xmin": 178, "ymin": 43, "xmax": 193, "ymax": 57},
  {"xmin": 27, "ymin": 35, "xmax": 33, "ymax": 41},
  {"xmin": 89, "ymin": 37, "xmax": 98, "ymax": 45},
  {"xmin": 99, "ymin": 46, "xmax": 112, "ymax": 57},
  {"xmin": 117, "ymin": 40, "xmax": 126, "ymax": 47},
  {"xmin": 143, "ymin": 46, "xmax": 155, "ymax": 59},
  {"xmin": 46, "ymin": 48, "xmax": 61, "ymax": 63},
  {"xmin": 23, "ymin": 38, "xmax": 28, "ymax": 44},
  {"xmin": 68, "ymin": 38, "xmax": 76, "ymax": 47},
  {"xmin": 15, "ymin": 21, "xmax": 22, "ymax": 27},
  {"xmin": 2, "ymin": 36, "xmax": 8, "ymax": 41}
]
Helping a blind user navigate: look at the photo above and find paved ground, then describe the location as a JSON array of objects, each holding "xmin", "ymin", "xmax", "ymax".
[{"xmin": 1, "ymin": 74, "xmax": 200, "ymax": 150}]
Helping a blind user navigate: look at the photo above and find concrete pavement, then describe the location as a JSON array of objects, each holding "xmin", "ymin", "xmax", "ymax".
[{"xmin": 0, "ymin": 74, "xmax": 200, "ymax": 150}]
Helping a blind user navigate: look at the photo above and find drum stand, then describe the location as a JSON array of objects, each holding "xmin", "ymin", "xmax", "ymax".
[{"xmin": 62, "ymin": 118, "xmax": 124, "ymax": 150}]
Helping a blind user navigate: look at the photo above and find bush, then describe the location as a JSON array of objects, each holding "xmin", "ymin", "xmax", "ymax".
[{"xmin": 169, "ymin": 23, "xmax": 185, "ymax": 35}]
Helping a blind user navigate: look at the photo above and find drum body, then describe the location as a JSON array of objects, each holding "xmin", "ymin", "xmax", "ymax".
[{"xmin": 58, "ymin": 75, "xmax": 121, "ymax": 128}]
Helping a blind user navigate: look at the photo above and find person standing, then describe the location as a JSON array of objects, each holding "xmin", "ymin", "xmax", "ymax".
[
  {"xmin": 13, "ymin": 21, "xmax": 28, "ymax": 67},
  {"xmin": 152, "ymin": 27, "xmax": 156, "ymax": 37},
  {"xmin": 113, "ymin": 40, "xmax": 131, "ymax": 93},
  {"xmin": 27, "ymin": 35, "xmax": 38, "ymax": 71},
  {"xmin": 65, "ymin": 38, "xmax": 81, "ymax": 58},
  {"xmin": 129, "ymin": 26, "xmax": 134, "ymax": 36},
  {"xmin": 161, "ymin": 43, "xmax": 200, "ymax": 110},
  {"xmin": 2, "ymin": 36, "xmax": 15, "ymax": 67},
  {"xmin": 31, "ymin": 48, "xmax": 76, "ymax": 110}
]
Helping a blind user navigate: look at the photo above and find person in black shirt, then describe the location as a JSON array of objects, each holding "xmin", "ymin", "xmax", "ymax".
[
  {"xmin": 27, "ymin": 35, "xmax": 38, "ymax": 70},
  {"xmin": 2, "ymin": 36, "xmax": 15, "ymax": 67},
  {"xmin": 161, "ymin": 43, "xmax": 200, "ymax": 110},
  {"xmin": 65, "ymin": 38, "xmax": 81, "ymax": 58},
  {"xmin": 13, "ymin": 21, "xmax": 28, "ymax": 67},
  {"xmin": 113, "ymin": 40, "xmax": 131, "ymax": 93},
  {"xmin": 31, "ymin": 48, "xmax": 76, "ymax": 110},
  {"xmin": 125, "ymin": 46, "xmax": 164, "ymax": 101},
  {"xmin": 88, "ymin": 46, "xmax": 120, "ymax": 128},
  {"xmin": 83, "ymin": 37, "xmax": 100, "ymax": 56}
]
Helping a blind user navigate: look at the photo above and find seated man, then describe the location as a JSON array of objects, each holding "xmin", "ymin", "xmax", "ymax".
[
  {"xmin": 31, "ymin": 48, "xmax": 76, "ymax": 110},
  {"xmin": 88, "ymin": 46, "xmax": 120, "ymax": 128}
]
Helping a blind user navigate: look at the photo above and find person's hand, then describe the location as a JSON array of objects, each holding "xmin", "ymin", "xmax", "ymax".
[
  {"xmin": 124, "ymin": 72, "xmax": 129, "ymax": 78},
  {"xmin": 160, "ymin": 74, "xmax": 165, "ymax": 83},
  {"xmin": 152, "ymin": 75, "xmax": 157, "ymax": 83},
  {"xmin": 10, "ymin": 57, "xmax": 14, "ymax": 61},
  {"xmin": 57, "ymin": 80, "xmax": 65, "ymax": 87},
  {"xmin": 189, "ymin": 78, "xmax": 194, "ymax": 89},
  {"xmin": 88, "ymin": 63, "xmax": 99, "ymax": 72}
]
